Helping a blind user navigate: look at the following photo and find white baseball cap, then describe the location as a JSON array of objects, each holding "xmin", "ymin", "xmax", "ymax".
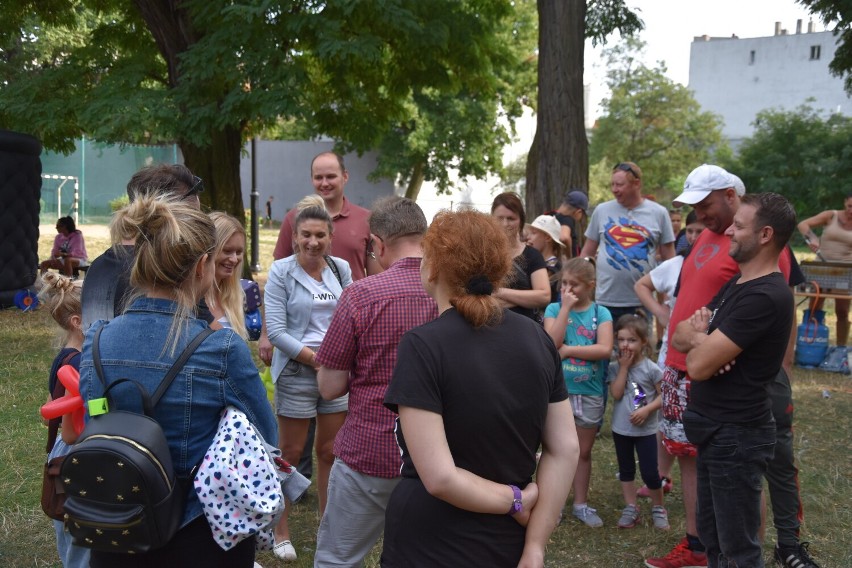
[{"xmin": 673, "ymin": 164, "xmax": 742, "ymax": 206}]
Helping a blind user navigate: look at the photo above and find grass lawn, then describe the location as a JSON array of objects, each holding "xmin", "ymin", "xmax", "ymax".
[{"xmin": 0, "ymin": 226, "xmax": 850, "ymax": 566}]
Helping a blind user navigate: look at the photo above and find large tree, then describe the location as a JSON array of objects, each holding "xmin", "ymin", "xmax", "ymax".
[
  {"xmin": 589, "ymin": 39, "xmax": 727, "ymax": 203},
  {"xmin": 731, "ymin": 102, "xmax": 852, "ymax": 217},
  {"xmin": 798, "ymin": 0, "xmax": 852, "ymax": 94},
  {"xmin": 524, "ymin": 0, "xmax": 642, "ymax": 217},
  {"xmin": 0, "ymin": 1, "xmax": 527, "ymax": 220}
]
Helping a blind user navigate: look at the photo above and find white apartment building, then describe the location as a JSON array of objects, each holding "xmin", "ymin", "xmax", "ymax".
[{"xmin": 689, "ymin": 20, "xmax": 850, "ymax": 146}]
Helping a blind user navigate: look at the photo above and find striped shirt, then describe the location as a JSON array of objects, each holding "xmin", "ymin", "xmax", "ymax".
[{"xmin": 316, "ymin": 257, "xmax": 438, "ymax": 478}]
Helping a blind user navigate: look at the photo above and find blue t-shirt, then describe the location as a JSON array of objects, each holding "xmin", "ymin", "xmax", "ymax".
[{"xmin": 544, "ymin": 302, "xmax": 613, "ymax": 396}]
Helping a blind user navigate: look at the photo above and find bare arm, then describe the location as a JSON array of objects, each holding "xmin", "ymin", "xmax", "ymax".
[
  {"xmin": 517, "ymin": 399, "xmax": 578, "ymax": 568},
  {"xmin": 658, "ymin": 242, "xmax": 675, "ymax": 261},
  {"xmin": 398, "ymin": 406, "xmax": 538, "ymax": 519},
  {"xmin": 543, "ymin": 288, "xmax": 578, "ymax": 347},
  {"xmin": 559, "ymin": 225, "xmax": 573, "ymax": 252},
  {"xmin": 579, "ymin": 238, "xmax": 598, "ymax": 260},
  {"xmin": 797, "ymin": 210, "xmax": 833, "ymax": 252},
  {"xmin": 495, "ymin": 268, "xmax": 551, "ymax": 309},
  {"xmin": 557, "ymin": 320, "xmax": 613, "ymax": 362},
  {"xmin": 317, "ymin": 367, "xmax": 350, "ymax": 400},
  {"xmin": 609, "ymin": 353, "xmax": 631, "ymax": 401},
  {"xmin": 634, "ymin": 273, "xmax": 670, "ymax": 326}
]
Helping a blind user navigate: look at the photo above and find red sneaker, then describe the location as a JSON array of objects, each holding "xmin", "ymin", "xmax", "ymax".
[
  {"xmin": 638, "ymin": 476, "xmax": 674, "ymax": 498},
  {"xmin": 644, "ymin": 538, "xmax": 707, "ymax": 568}
]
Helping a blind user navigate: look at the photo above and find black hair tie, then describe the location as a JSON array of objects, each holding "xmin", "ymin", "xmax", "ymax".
[{"xmin": 466, "ymin": 275, "xmax": 493, "ymax": 296}]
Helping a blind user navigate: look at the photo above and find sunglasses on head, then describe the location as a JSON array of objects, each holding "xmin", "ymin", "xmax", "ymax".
[
  {"xmin": 185, "ymin": 175, "xmax": 204, "ymax": 196},
  {"xmin": 613, "ymin": 163, "xmax": 640, "ymax": 180}
]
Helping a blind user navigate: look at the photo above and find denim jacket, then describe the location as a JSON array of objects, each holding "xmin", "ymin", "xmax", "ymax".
[
  {"xmin": 78, "ymin": 297, "xmax": 277, "ymax": 529},
  {"xmin": 265, "ymin": 255, "xmax": 352, "ymax": 382}
]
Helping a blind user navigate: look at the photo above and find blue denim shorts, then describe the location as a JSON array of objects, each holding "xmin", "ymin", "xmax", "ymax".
[{"xmin": 275, "ymin": 360, "xmax": 348, "ymax": 418}]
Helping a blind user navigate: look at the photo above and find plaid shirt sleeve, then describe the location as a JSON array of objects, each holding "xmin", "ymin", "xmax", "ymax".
[{"xmin": 316, "ymin": 286, "xmax": 358, "ymax": 370}]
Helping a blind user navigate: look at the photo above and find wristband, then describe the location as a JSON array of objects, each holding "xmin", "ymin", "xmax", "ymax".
[{"xmin": 507, "ymin": 484, "xmax": 523, "ymax": 516}]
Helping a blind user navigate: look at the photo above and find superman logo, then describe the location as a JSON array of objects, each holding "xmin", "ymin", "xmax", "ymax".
[{"xmin": 602, "ymin": 216, "xmax": 653, "ymax": 273}]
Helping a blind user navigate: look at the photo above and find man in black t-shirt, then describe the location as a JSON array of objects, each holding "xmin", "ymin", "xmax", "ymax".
[
  {"xmin": 81, "ymin": 164, "xmax": 203, "ymax": 329},
  {"xmin": 672, "ymin": 193, "xmax": 797, "ymax": 568}
]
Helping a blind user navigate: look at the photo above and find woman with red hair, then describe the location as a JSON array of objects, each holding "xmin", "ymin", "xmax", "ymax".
[{"xmin": 382, "ymin": 209, "xmax": 579, "ymax": 567}]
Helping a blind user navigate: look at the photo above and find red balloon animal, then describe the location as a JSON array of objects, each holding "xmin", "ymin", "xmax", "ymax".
[{"xmin": 40, "ymin": 365, "xmax": 85, "ymax": 435}]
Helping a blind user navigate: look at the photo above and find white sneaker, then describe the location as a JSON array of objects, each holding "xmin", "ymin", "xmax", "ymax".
[{"xmin": 273, "ymin": 540, "xmax": 297, "ymax": 562}]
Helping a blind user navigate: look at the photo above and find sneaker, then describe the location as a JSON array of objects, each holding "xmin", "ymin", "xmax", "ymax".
[
  {"xmin": 645, "ymin": 537, "xmax": 707, "ymax": 568},
  {"xmin": 572, "ymin": 504, "xmax": 604, "ymax": 528},
  {"xmin": 273, "ymin": 540, "xmax": 297, "ymax": 562},
  {"xmin": 651, "ymin": 505, "xmax": 670, "ymax": 530},
  {"xmin": 639, "ymin": 476, "xmax": 673, "ymax": 498},
  {"xmin": 774, "ymin": 542, "xmax": 820, "ymax": 568},
  {"xmin": 617, "ymin": 504, "xmax": 640, "ymax": 528}
]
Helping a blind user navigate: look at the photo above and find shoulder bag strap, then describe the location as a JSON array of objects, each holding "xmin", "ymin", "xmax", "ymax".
[
  {"xmin": 150, "ymin": 327, "xmax": 216, "ymax": 407},
  {"xmin": 324, "ymin": 255, "xmax": 343, "ymax": 287},
  {"xmin": 45, "ymin": 350, "xmax": 78, "ymax": 453}
]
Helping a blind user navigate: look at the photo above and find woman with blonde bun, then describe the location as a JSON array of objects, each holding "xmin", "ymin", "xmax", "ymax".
[{"xmin": 78, "ymin": 195, "xmax": 276, "ymax": 567}]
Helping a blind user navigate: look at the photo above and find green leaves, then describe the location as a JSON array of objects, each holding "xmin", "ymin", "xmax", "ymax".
[
  {"xmin": 797, "ymin": 0, "xmax": 852, "ymax": 94},
  {"xmin": 732, "ymin": 102, "xmax": 852, "ymax": 216},
  {"xmin": 590, "ymin": 39, "xmax": 727, "ymax": 203}
]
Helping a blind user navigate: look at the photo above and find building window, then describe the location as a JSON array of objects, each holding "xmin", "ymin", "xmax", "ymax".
[
  {"xmin": 749, "ymin": 50, "xmax": 756, "ymax": 65},
  {"xmin": 810, "ymin": 45, "xmax": 821, "ymax": 60}
]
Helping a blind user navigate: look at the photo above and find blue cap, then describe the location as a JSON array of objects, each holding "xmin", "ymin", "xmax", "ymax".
[{"xmin": 563, "ymin": 190, "xmax": 588, "ymax": 214}]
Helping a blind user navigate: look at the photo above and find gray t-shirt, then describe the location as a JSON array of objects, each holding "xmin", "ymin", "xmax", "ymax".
[
  {"xmin": 607, "ymin": 358, "xmax": 663, "ymax": 437},
  {"xmin": 584, "ymin": 199, "xmax": 674, "ymax": 307}
]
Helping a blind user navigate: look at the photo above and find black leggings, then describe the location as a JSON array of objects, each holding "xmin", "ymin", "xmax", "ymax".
[
  {"xmin": 612, "ymin": 431, "xmax": 662, "ymax": 488},
  {"xmin": 89, "ymin": 515, "xmax": 256, "ymax": 568}
]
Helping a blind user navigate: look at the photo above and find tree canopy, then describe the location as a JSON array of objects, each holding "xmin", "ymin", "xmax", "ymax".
[
  {"xmin": 589, "ymin": 39, "xmax": 727, "ymax": 204},
  {"xmin": 730, "ymin": 102, "xmax": 852, "ymax": 217},
  {"xmin": 798, "ymin": 0, "xmax": 852, "ymax": 94},
  {"xmin": 0, "ymin": 1, "xmax": 532, "ymax": 217}
]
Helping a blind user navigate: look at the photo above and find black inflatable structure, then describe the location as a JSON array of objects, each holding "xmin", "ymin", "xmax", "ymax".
[{"xmin": 0, "ymin": 130, "xmax": 42, "ymax": 308}]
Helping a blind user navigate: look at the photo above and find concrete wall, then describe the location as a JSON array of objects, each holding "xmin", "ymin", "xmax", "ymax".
[
  {"xmin": 239, "ymin": 140, "xmax": 395, "ymax": 222},
  {"xmin": 689, "ymin": 30, "xmax": 850, "ymax": 144}
]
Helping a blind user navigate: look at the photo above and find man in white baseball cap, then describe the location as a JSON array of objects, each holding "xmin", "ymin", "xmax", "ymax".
[{"xmin": 672, "ymin": 164, "xmax": 743, "ymax": 234}]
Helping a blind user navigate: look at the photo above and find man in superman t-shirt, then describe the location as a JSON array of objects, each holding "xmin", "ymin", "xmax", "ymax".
[{"xmin": 580, "ymin": 161, "xmax": 676, "ymax": 323}]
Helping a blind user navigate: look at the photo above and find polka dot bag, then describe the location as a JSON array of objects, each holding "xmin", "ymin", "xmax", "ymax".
[{"xmin": 194, "ymin": 407, "xmax": 284, "ymax": 551}]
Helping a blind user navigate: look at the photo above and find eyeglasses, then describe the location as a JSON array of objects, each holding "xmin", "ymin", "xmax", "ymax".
[
  {"xmin": 613, "ymin": 163, "xmax": 640, "ymax": 180},
  {"xmin": 185, "ymin": 175, "xmax": 204, "ymax": 197},
  {"xmin": 368, "ymin": 234, "xmax": 384, "ymax": 260}
]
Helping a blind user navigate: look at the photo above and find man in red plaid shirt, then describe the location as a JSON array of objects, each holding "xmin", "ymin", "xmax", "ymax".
[{"xmin": 315, "ymin": 196, "xmax": 438, "ymax": 566}]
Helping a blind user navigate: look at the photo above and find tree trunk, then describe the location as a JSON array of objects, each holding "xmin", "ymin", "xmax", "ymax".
[
  {"xmin": 526, "ymin": 0, "xmax": 589, "ymax": 216},
  {"xmin": 404, "ymin": 160, "xmax": 426, "ymax": 201},
  {"xmin": 181, "ymin": 125, "xmax": 246, "ymax": 226},
  {"xmin": 134, "ymin": 0, "xmax": 246, "ymax": 224}
]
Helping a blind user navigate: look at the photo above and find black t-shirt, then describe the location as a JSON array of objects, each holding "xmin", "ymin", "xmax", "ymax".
[
  {"xmin": 688, "ymin": 272, "xmax": 793, "ymax": 424},
  {"xmin": 382, "ymin": 308, "xmax": 567, "ymax": 567},
  {"xmin": 506, "ymin": 245, "xmax": 548, "ymax": 321},
  {"xmin": 82, "ymin": 245, "xmax": 215, "ymax": 329},
  {"xmin": 553, "ymin": 212, "xmax": 579, "ymax": 256},
  {"xmin": 81, "ymin": 245, "xmax": 135, "ymax": 330}
]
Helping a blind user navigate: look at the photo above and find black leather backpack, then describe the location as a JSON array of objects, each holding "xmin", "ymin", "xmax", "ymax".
[{"xmin": 60, "ymin": 327, "xmax": 213, "ymax": 553}]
